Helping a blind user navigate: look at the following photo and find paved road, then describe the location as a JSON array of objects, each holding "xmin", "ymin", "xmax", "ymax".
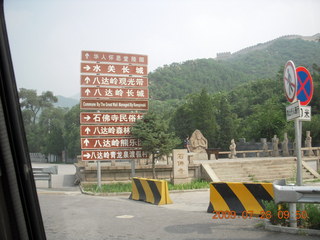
[
  {"xmin": 35, "ymin": 164, "xmax": 319, "ymax": 240},
  {"xmin": 38, "ymin": 191, "xmax": 319, "ymax": 240}
]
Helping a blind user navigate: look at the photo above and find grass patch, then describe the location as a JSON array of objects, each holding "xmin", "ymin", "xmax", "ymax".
[
  {"xmin": 82, "ymin": 182, "xmax": 132, "ymax": 193},
  {"xmin": 82, "ymin": 179, "xmax": 209, "ymax": 193},
  {"xmin": 168, "ymin": 179, "xmax": 210, "ymax": 190}
]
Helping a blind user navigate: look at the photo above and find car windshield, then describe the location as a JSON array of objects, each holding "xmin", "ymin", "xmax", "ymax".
[{"xmin": 4, "ymin": 0, "xmax": 320, "ymax": 239}]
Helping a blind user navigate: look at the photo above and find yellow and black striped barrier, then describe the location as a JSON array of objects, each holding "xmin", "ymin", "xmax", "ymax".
[
  {"xmin": 207, "ymin": 182, "xmax": 274, "ymax": 215},
  {"xmin": 129, "ymin": 177, "xmax": 173, "ymax": 205}
]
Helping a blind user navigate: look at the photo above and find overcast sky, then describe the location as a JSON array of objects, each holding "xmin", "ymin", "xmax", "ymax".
[{"xmin": 4, "ymin": 0, "xmax": 320, "ymax": 98}]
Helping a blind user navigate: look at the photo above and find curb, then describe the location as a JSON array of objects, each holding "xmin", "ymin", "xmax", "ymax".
[
  {"xmin": 79, "ymin": 185, "xmax": 131, "ymax": 196},
  {"xmin": 36, "ymin": 187, "xmax": 81, "ymax": 195},
  {"xmin": 79, "ymin": 185, "xmax": 209, "ymax": 196},
  {"xmin": 263, "ymin": 219, "xmax": 320, "ymax": 236}
]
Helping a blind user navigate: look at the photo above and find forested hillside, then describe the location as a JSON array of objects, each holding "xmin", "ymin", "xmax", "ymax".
[
  {"xmin": 149, "ymin": 36, "xmax": 320, "ymax": 101},
  {"xmin": 19, "ymin": 34, "xmax": 320, "ymax": 160}
]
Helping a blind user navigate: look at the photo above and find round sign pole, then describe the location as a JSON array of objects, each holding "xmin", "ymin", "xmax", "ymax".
[{"xmin": 283, "ymin": 60, "xmax": 299, "ymax": 228}]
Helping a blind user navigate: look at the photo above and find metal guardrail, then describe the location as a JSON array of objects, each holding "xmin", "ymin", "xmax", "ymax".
[
  {"xmin": 32, "ymin": 166, "xmax": 58, "ymax": 188},
  {"xmin": 273, "ymin": 179, "xmax": 320, "ymax": 204}
]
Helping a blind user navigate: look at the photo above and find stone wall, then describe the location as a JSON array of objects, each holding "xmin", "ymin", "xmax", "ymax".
[{"xmin": 75, "ymin": 162, "xmax": 200, "ymax": 183}]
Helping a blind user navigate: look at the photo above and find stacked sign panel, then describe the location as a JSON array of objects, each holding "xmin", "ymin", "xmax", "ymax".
[{"xmin": 80, "ymin": 51, "xmax": 148, "ymax": 161}]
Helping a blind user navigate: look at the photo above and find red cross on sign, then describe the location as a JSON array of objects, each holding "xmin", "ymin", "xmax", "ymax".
[{"xmin": 296, "ymin": 66, "xmax": 313, "ymax": 106}]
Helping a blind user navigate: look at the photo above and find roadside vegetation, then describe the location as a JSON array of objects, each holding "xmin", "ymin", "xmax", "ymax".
[
  {"xmin": 81, "ymin": 179, "xmax": 209, "ymax": 194},
  {"xmin": 263, "ymin": 200, "xmax": 320, "ymax": 230}
]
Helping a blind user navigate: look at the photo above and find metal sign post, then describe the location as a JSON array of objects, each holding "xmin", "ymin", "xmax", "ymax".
[
  {"xmin": 131, "ymin": 159, "xmax": 135, "ymax": 178},
  {"xmin": 294, "ymin": 118, "xmax": 302, "ymax": 186},
  {"xmin": 97, "ymin": 161, "xmax": 101, "ymax": 189}
]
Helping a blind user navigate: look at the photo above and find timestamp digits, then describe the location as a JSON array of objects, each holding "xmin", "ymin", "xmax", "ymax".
[
  {"xmin": 260, "ymin": 210, "xmax": 308, "ymax": 220},
  {"xmin": 212, "ymin": 211, "xmax": 254, "ymax": 219}
]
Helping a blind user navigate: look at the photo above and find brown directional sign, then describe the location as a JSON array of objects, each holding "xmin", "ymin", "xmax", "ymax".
[
  {"xmin": 81, "ymin": 87, "xmax": 148, "ymax": 99},
  {"xmin": 81, "ymin": 63, "xmax": 147, "ymax": 75},
  {"xmin": 81, "ymin": 75, "xmax": 148, "ymax": 87},
  {"xmin": 80, "ymin": 112, "xmax": 144, "ymax": 124},
  {"xmin": 81, "ymin": 137, "xmax": 142, "ymax": 149},
  {"xmin": 81, "ymin": 51, "xmax": 148, "ymax": 65},
  {"xmin": 81, "ymin": 149, "xmax": 149, "ymax": 161},
  {"xmin": 80, "ymin": 99, "xmax": 149, "ymax": 110},
  {"xmin": 80, "ymin": 125, "xmax": 132, "ymax": 137},
  {"xmin": 80, "ymin": 50, "xmax": 149, "ymax": 161}
]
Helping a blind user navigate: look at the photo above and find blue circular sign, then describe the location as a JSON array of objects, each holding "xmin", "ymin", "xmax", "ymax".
[{"xmin": 296, "ymin": 66, "xmax": 313, "ymax": 106}]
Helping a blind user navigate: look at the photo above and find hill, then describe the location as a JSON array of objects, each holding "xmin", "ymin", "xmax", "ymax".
[
  {"xmin": 54, "ymin": 95, "xmax": 79, "ymax": 108},
  {"xmin": 149, "ymin": 34, "xmax": 320, "ymax": 101}
]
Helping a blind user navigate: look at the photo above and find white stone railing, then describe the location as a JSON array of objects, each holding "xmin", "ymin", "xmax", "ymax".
[{"xmin": 218, "ymin": 147, "xmax": 320, "ymax": 159}]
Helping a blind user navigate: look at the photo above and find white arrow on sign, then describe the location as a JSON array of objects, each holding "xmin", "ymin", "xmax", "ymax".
[
  {"xmin": 83, "ymin": 65, "xmax": 91, "ymax": 71},
  {"xmin": 83, "ymin": 115, "xmax": 91, "ymax": 121},
  {"xmin": 84, "ymin": 127, "xmax": 91, "ymax": 134},
  {"xmin": 83, "ymin": 153, "xmax": 91, "ymax": 158},
  {"xmin": 84, "ymin": 77, "xmax": 90, "ymax": 84},
  {"xmin": 85, "ymin": 88, "xmax": 91, "ymax": 96},
  {"xmin": 85, "ymin": 53, "xmax": 90, "ymax": 59},
  {"xmin": 83, "ymin": 138, "xmax": 90, "ymax": 147}
]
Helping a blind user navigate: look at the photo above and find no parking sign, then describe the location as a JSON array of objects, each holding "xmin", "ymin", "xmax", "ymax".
[{"xmin": 296, "ymin": 66, "xmax": 313, "ymax": 106}]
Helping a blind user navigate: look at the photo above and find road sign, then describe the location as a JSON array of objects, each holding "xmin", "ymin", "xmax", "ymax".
[
  {"xmin": 80, "ymin": 99, "xmax": 149, "ymax": 110},
  {"xmin": 283, "ymin": 61, "xmax": 297, "ymax": 102},
  {"xmin": 80, "ymin": 50, "xmax": 149, "ymax": 166},
  {"xmin": 81, "ymin": 51, "xmax": 148, "ymax": 65},
  {"xmin": 286, "ymin": 101, "xmax": 300, "ymax": 121},
  {"xmin": 81, "ymin": 137, "xmax": 142, "ymax": 149},
  {"xmin": 80, "ymin": 125, "xmax": 133, "ymax": 137},
  {"xmin": 299, "ymin": 106, "xmax": 311, "ymax": 121},
  {"xmin": 81, "ymin": 75, "xmax": 148, "ymax": 87},
  {"xmin": 286, "ymin": 101, "xmax": 312, "ymax": 121},
  {"xmin": 296, "ymin": 66, "xmax": 313, "ymax": 106},
  {"xmin": 81, "ymin": 150, "xmax": 149, "ymax": 161},
  {"xmin": 80, "ymin": 87, "xmax": 148, "ymax": 99},
  {"xmin": 80, "ymin": 63, "xmax": 147, "ymax": 75},
  {"xmin": 80, "ymin": 112, "xmax": 144, "ymax": 124}
]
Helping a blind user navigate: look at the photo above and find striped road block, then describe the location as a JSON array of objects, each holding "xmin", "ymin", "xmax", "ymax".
[
  {"xmin": 207, "ymin": 182, "xmax": 274, "ymax": 215},
  {"xmin": 129, "ymin": 177, "xmax": 173, "ymax": 205}
]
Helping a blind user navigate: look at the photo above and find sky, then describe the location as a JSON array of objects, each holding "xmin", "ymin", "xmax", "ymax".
[{"xmin": 4, "ymin": 0, "xmax": 320, "ymax": 98}]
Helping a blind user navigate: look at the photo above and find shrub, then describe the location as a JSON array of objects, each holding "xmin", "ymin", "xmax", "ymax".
[
  {"xmin": 305, "ymin": 204, "xmax": 320, "ymax": 230},
  {"xmin": 262, "ymin": 200, "xmax": 288, "ymax": 226}
]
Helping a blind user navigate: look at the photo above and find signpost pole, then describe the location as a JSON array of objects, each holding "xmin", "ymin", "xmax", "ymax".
[
  {"xmin": 294, "ymin": 118, "xmax": 303, "ymax": 186},
  {"xmin": 291, "ymin": 118, "xmax": 302, "ymax": 227},
  {"xmin": 131, "ymin": 159, "xmax": 135, "ymax": 178},
  {"xmin": 97, "ymin": 161, "xmax": 101, "ymax": 189}
]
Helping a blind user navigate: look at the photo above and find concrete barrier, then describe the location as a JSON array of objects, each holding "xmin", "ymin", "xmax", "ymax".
[
  {"xmin": 129, "ymin": 177, "xmax": 172, "ymax": 205},
  {"xmin": 32, "ymin": 166, "xmax": 58, "ymax": 188},
  {"xmin": 207, "ymin": 182, "xmax": 274, "ymax": 215}
]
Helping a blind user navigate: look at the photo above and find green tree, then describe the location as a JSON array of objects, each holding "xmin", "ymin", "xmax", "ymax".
[
  {"xmin": 131, "ymin": 112, "xmax": 180, "ymax": 178},
  {"xmin": 213, "ymin": 93, "xmax": 239, "ymax": 149},
  {"xmin": 18, "ymin": 88, "xmax": 58, "ymax": 152},
  {"xmin": 64, "ymin": 104, "xmax": 80, "ymax": 159},
  {"xmin": 170, "ymin": 100, "xmax": 193, "ymax": 144},
  {"xmin": 191, "ymin": 89, "xmax": 218, "ymax": 147},
  {"xmin": 171, "ymin": 89, "xmax": 218, "ymax": 147},
  {"xmin": 19, "ymin": 88, "xmax": 58, "ymax": 124},
  {"xmin": 39, "ymin": 107, "xmax": 67, "ymax": 160},
  {"xmin": 243, "ymin": 97, "xmax": 287, "ymax": 141}
]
